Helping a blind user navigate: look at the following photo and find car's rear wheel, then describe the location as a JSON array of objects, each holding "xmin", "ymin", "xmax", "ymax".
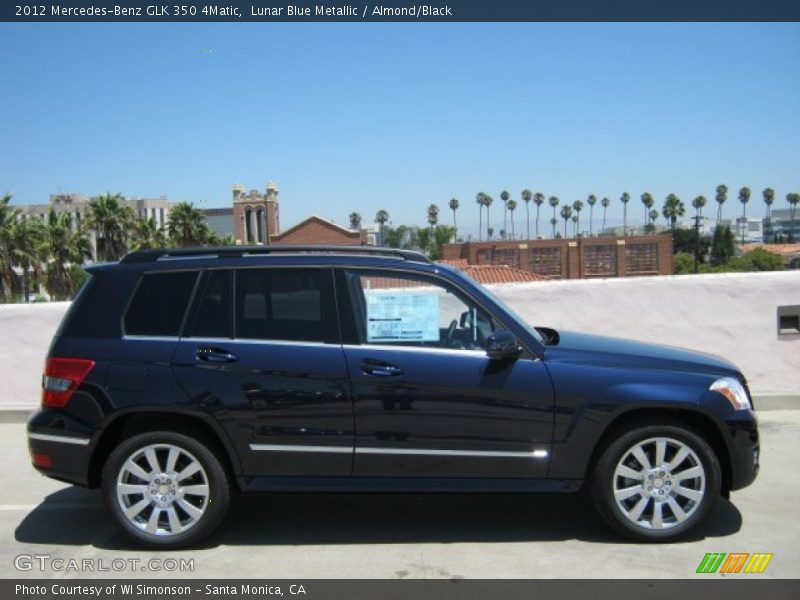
[
  {"xmin": 590, "ymin": 423, "xmax": 721, "ymax": 542},
  {"xmin": 102, "ymin": 431, "xmax": 230, "ymax": 548}
]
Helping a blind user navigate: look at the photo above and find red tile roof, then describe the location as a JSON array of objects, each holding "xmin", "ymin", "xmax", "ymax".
[{"xmin": 436, "ymin": 261, "xmax": 549, "ymax": 284}]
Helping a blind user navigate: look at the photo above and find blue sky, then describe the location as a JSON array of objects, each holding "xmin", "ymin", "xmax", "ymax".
[{"xmin": 1, "ymin": 23, "xmax": 799, "ymax": 237}]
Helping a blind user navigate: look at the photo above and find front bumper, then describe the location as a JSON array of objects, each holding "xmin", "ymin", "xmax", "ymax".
[
  {"xmin": 27, "ymin": 409, "xmax": 95, "ymax": 487},
  {"xmin": 725, "ymin": 410, "xmax": 759, "ymax": 491}
]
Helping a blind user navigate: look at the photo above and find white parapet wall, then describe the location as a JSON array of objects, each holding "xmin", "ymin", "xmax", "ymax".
[{"xmin": 0, "ymin": 271, "xmax": 797, "ymax": 410}]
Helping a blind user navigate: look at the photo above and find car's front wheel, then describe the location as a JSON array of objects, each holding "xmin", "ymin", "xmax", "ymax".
[
  {"xmin": 591, "ymin": 423, "xmax": 721, "ymax": 542},
  {"xmin": 102, "ymin": 431, "xmax": 230, "ymax": 548}
]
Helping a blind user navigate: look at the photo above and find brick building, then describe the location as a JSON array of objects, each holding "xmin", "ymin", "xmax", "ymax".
[
  {"xmin": 442, "ymin": 235, "xmax": 673, "ymax": 279},
  {"xmin": 272, "ymin": 215, "xmax": 367, "ymax": 245}
]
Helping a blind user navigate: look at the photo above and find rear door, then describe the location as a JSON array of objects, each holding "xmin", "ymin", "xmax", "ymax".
[{"xmin": 171, "ymin": 266, "xmax": 354, "ymax": 477}]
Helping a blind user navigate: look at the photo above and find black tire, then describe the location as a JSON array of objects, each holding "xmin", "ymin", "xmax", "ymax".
[
  {"xmin": 101, "ymin": 430, "xmax": 230, "ymax": 549},
  {"xmin": 590, "ymin": 422, "xmax": 721, "ymax": 542}
]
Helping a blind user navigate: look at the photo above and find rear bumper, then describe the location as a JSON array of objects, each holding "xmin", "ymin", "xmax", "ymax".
[
  {"xmin": 725, "ymin": 411, "xmax": 759, "ymax": 491},
  {"xmin": 27, "ymin": 409, "xmax": 94, "ymax": 487}
]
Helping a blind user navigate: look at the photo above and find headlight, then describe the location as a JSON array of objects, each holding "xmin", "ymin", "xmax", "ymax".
[{"xmin": 710, "ymin": 377, "xmax": 752, "ymax": 411}]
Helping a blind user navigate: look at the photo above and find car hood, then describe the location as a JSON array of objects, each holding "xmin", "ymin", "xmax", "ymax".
[{"xmin": 541, "ymin": 329, "xmax": 741, "ymax": 378}]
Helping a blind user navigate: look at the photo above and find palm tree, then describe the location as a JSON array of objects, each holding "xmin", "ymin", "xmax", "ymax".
[
  {"xmin": 548, "ymin": 196, "xmax": 559, "ymax": 238},
  {"xmin": 601, "ymin": 197, "xmax": 611, "ymax": 233},
  {"xmin": 550, "ymin": 217, "xmax": 558, "ymax": 238},
  {"xmin": 0, "ymin": 194, "xmax": 21, "ymax": 299},
  {"xmin": 572, "ymin": 200, "xmax": 584, "ymax": 236},
  {"xmin": 620, "ymin": 192, "xmax": 630, "ymax": 236},
  {"xmin": 648, "ymin": 209, "xmax": 659, "ymax": 233},
  {"xmin": 484, "ymin": 194, "xmax": 494, "ymax": 237},
  {"xmin": 586, "ymin": 195, "xmax": 597, "ymax": 236},
  {"xmin": 375, "ymin": 210, "xmax": 389, "ymax": 245},
  {"xmin": 131, "ymin": 217, "xmax": 168, "ymax": 251},
  {"xmin": 560, "ymin": 205, "xmax": 573, "ymax": 238},
  {"xmin": 500, "ymin": 190, "xmax": 510, "ymax": 236},
  {"xmin": 641, "ymin": 193, "xmax": 654, "ymax": 233},
  {"xmin": 475, "ymin": 193, "xmax": 486, "ymax": 241},
  {"xmin": 692, "ymin": 196, "xmax": 707, "ymax": 272},
  {"xmin": 427, "ymin": 204, "xmax": 440, "ymax": 246},
  {"xmin": 521, "ymin": 189, "xmax": 532, "ymax": 240},
  {"xmin": 349, "ymin": 212, "xmax": 362, "ymax": 230},
  {"xmin": 168, "ymin": 202, "xmax": 210, "ymax": 247},
  {"xmin": 762, "ymin": 187, "xmax": 775, "ymax": 236},
  {"xmin": 487, "ymin": 226, "xmax": 494, "ymax": 240},
  {"xmin": 571, "ymin": 215, "xmax": 578, "ymax": 237},
  {"xmin": 662, "ymin": 193, "xmax": 685, "ymax": 232},
  {"xmin": 533, "ymin": 192, "xmax": 544, "ymax": 239},
  {"xmin": 715, "ymin": 184, "xmax": 728, "ymax": 225},
  {"xmin": 39, "ymin": 210, "xmax": 93, "ymax": 300},
  {"xmin": 8, "ymin": 214, "xmax": 44, "ymax": 302},
  {"xmin": 448, "ymin": 198, "xmax": 459, "ymax": 240},
  {"xmin": 88, "ymin": 193, "xmax": 133, "ymax": 262},
  {"xmin": 507, "ymin": 199, "xmax": 517, "ymax": 239},
  {"xmin": 738, "ymin": 186, "xmax": 751, "ymax": 244},
  {"xmin": 787, "ymin": 193, "xmax": 799, "ymax": 243}
]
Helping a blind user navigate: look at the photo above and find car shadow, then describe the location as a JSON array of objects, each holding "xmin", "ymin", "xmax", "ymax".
[{"xmin": 14, "ymin": 486, "xmax": 743, "ymax": 549}]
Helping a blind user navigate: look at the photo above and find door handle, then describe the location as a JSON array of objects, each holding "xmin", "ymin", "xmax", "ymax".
[
  {"xmin": 361, "ymin": 359, "xmax": 403, "ymax": 377},
  {"xmin": 196, "ymin": 347, "xmax": 238, "ymax": 363}
]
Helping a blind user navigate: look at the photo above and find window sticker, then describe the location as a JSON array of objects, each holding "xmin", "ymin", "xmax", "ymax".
[{"xmin": 365, "ymin": 290, "xmax": 439, "ymax": 342}]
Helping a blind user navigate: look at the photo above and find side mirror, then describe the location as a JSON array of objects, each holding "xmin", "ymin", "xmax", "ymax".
[{"xmin": 486, "ymin": 330, "xmax": 522, "ymax": 360}]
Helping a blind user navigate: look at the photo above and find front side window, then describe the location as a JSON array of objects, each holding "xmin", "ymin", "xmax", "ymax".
[
  {"xmin": 234, "ymin": 268, "xmax": 336, "ymax": 343},
  {"xmin": 124, "ymin": 271, "xmax": 198, "ymax": 336},
  {"xmin": 347, "ymin": 271, "xmax": 495, "ymax": 351}
]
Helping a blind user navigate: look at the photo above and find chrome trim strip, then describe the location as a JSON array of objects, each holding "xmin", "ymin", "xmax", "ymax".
[
  {"xmin": 28, "ymin": 433, "xmax": 91, "ymax": 446},
  {"xmin": 357, "ymin": 447, "xmax": 549, "ymax": 458},
  {"xmin": 249, "ymin": 444, "xmax": 353, "ymax": 454},
  {"xmin": 248, "ymin": 443, "xmax": 548, "ymax": 458}
]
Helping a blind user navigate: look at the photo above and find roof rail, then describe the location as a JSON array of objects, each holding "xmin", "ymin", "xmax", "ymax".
[{"xmin": 120, "ymin": 245, "xmax": 431, "ymax": 265}]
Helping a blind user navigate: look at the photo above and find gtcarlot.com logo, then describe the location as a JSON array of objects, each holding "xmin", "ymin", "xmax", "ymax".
[
  {"xmin": 14, "ymin": 554, "xmax": 194, "ymax": 573},
  {"xmin": 696, "ymin": 552, "xmax": 773, "ymax": 574}
]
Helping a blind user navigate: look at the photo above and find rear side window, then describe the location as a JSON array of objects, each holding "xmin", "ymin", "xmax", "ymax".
[
  {"xmin": 235, "ymin": 268, "xmax": 337, "ymax": 343},
  {"xmin": 124, "ymin": 271, "xmax": 198, "ymax": 337}
]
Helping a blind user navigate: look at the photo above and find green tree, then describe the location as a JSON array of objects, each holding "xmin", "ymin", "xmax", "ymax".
[
  {"xmin": 763, "ymin": 187, "xmax": 775, "ymax": 242},
  {"xmin": 738, "ymin": 186, "xmax": 751, "ymax": 244},
  {"xmin": 601, "ymin": 197, "xmax": 611, "ymax": 234},
  {"xmin": 375, "ymin": 209, "xmax": 390, "ymax": 245},
  {"xmin": 483, "ymin": 194, "xmax": 494, "ymax": 238},
  {"xmin": 349, "ymin": 212, "xmax": 362, "ymax": 230},
  {"xmin": 426, "ymin": 204, "xmax": 440, "ymax": 249},
  {"xmin": 662, "ymin": 193, "xmax": 685, "ymax": 232},
  {"xmin": 39, "ymin": 210, "xmax": 93, "ymax": 300},
  {"xmin": 709, "ymin": 225, "xmax": 735, "ymax": 266},
  {"xmin": 787, "ymin": 193, "xmax": 799, "ymax": 243},
  {"xmin": 507, "ymin": 199, "xmax": 517, "ymax": 239},
  {"xmin": 620, "ymin": 192, "xmax": 630, "ymax": 236},
  {"xmin": 641, "ymin": 192, "xmax": 654, "ymax": 233},
  {"xmin": 692, "ymin": 195, "xmax": 708, "ymax": 272},
  {"xmin": 487, "ymin": 226, "xmax": 494, "ymax": 240},
  {"xmin": 521, "ymin": 189, "xmax": 532, "ymax": 240},
  {"xmin": 167, "ymin": 202, "xmax": 210, "ymax": 247},
  {"xmin": 0, "ymin": 194, "xmax": 22, "ymax": 299},
  {"xmin": 647, "ymin": 209, "xmax": 659, "ymax": 234},
  {"xmin": 130, "ymin": 217, "xmax": 168, "ymax": 251},
  {"xmin": 500, "ymin": 190, "xmax": 510, "ymax": 236},
  {"xmin": 715, "ymin": 184, "xmax": 728, "ymax": 225},
  {"xmin": 560, "ymin": 204, "xmax": 572, "ymax": 238},
  {"xmin": 586, "ymin": 195, "xmax": 597, "ymax": 236},
  {"xmin": 733, "ymin": 247, "xmax": 783, "ymax": 271},
  {"xmin": 475, "ymin": 192, "xmax": 486, "ymax": 241},
  {"xmin": 448, "ymin": 198, "xmax": 459, "ymax": 240},
  {"xmin": 533, "ymin": 192, "xmax": 545, "ymax": 239},
  {"xmin": 548, "ymin": 196, "xmax": 559, "ymax": 238},
  {"xmin": 572, "ymin": 200, "xmax": 584, "ymax": 236},
  {"xmin": 88, "ymin": 193, "xmax": 133, "ymax": 262}
]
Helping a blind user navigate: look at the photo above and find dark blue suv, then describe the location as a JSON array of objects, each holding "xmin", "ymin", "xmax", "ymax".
[{"xmin": 27, "ymin": 245, "xmax": 759, "ymax": 547}]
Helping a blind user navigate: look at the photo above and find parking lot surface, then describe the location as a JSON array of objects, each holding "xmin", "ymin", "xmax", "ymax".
[{"xmin": 2, "ymin": 411, "xmax": 798, "ymax": 579}]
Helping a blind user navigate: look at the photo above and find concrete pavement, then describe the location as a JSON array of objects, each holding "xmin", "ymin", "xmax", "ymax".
[{"xmin": 1, "ymin": 411, "xmax": 798, "ymax": 579}]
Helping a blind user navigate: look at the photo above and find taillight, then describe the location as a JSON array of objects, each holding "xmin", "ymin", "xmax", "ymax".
[{"xmin": 42, "ymin": 358, "xmax": 95, "ymax": 408}]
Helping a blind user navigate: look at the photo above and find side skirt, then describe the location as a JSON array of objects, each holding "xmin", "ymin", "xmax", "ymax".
[{"xmin": 237, "ymin": 476, "xmax": 583, "ymax": 494}]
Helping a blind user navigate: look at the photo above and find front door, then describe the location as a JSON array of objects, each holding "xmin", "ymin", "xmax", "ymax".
[
  {"xmin": 171, "ymin": 267, "xmax": 353, "ymax": 477},
  {"xmin": 340, "ymin": 268, "xmax": 554, "ymax": 479}
]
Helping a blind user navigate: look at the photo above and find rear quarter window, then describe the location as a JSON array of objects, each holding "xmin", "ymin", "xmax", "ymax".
[{"xmin": 124, "ymin": 271, "xmax": 198, "ymax": 337}]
